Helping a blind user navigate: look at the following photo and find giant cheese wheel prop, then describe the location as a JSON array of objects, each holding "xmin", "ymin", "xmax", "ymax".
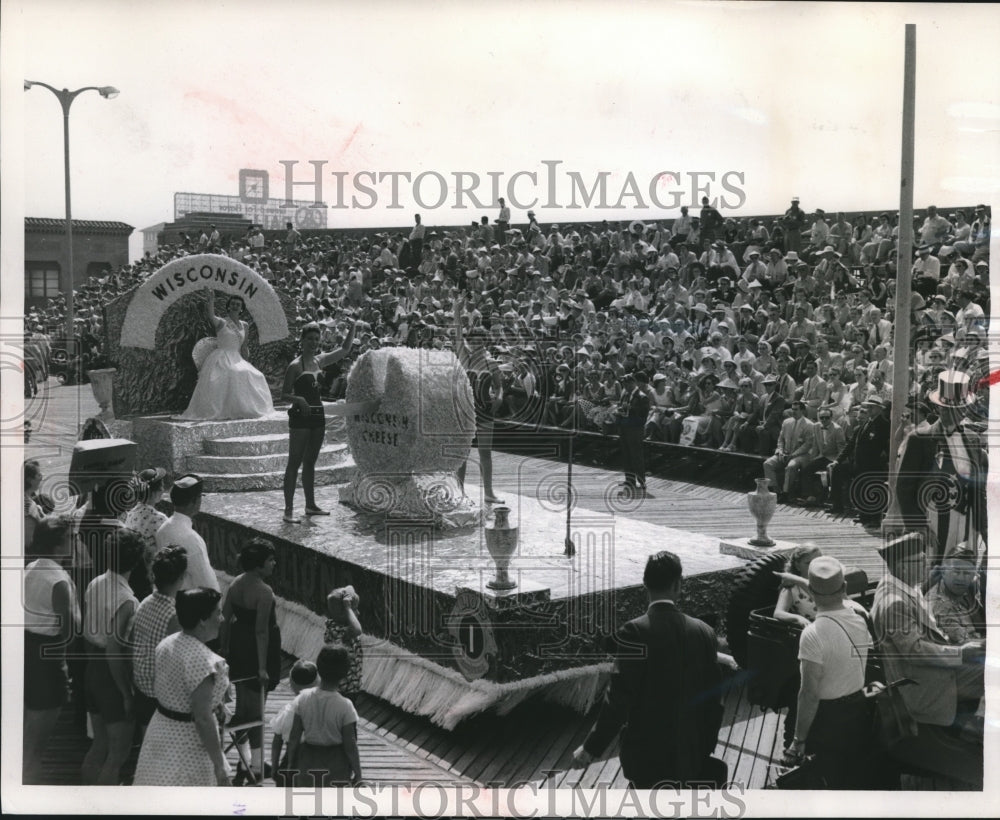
[{"xmin": 340, "ymin": 348, "xmax": 480, "ymax": 526}]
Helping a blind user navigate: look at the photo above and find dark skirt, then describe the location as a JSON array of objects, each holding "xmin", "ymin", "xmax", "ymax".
[
  {"xmin": 84, "ymin": 643, "xmax": 129, "ymax": 723},
  {"xmin": 294, "ymin": 742, "xmax": 352, "ymax": 787},
  {"xmin": 227, "ymin": 605, "xmax": 281, "ymax": 692},
  {"xmin": 24, "ymin": 631, "xmax": 70, "ymax": 711}
]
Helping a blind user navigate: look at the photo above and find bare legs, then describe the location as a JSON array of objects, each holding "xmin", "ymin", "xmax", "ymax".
[
  {"xmin": 457, "ymin": 427, "xmax": 503, "ymax": 504},
  {"xmin": 81, "ymin": 713, "xmax": 134, "ymax": 785},
  {"xmin": 283, "ymin": 427, "xmax": 326, "ymax": 520}
]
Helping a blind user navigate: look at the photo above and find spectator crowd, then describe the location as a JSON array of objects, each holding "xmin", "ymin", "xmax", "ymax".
[
  {"xmin": 26, "ymin": 199, "xmax": 990, "ymax": 513},
  {"xmin": 21, "ymin": 196, "xmax": 990, "ymax": 788},
  {"xmin": 23, "ymin": 459, "xmax": 367, "ymax": 787}
]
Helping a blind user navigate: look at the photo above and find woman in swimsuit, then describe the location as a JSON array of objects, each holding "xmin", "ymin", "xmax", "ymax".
[
  {"xmin": 454, "ymin": 299, "xmax": 504, "ymax": 505},
  {"xmin": 281, "ymin": 321, "xmax": 357, "ymax": 523}
]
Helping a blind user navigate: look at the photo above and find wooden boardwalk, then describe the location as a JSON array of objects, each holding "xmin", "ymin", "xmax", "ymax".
[
  {"xmin": 354, "ymin": 668, "xmax": 785, "ymax": 790},
  {"xmin": 30, "ymin": 668, "xmax": 785, "ymax": 790},
  {"xmin": 488, "ymin": 449, "xmax": 888, "ymax": 581},
  {"xmin": 31, "ymin": 677, "xmax": 471, "ymax": 787},
  {"xmin": 24, "ymin": 383, "xmax": 872, "ymax": 791}
]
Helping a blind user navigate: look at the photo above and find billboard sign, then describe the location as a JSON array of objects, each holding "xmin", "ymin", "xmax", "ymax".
[{"xmin": 174, "ymin": 189, "xmax": 328, "ymax": 230}]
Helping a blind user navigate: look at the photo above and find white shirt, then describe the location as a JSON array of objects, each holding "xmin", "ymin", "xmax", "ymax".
[
  {"xmin": 294, "ymin": 688, "xmax": 359, "ymax": 745},
  {"xmin": 798, "ymin": 608, "xmax": 871, "ymax": 700},
  {"xmin": 912, "ymin": 255, "xmax": 941, "ymax": 281},
  {"xmin": 84, "ymin": 570, "xmax": 136, "ymax": 649},
  {"xmin": 955, "ymin": 301, "xmax": 985, "ymax": 330},
  {"xmin": 156, "ymin": 512, "xmax": 219, "ymax": 592},
  {"xmin": 24, "ymin": 558, "xmax": 80, "ymax": 636}
]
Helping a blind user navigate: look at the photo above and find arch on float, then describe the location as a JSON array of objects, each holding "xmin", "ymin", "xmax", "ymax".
[{"xmin": 119, "ymin": 254, "xmax": 289, "ymax": 349}]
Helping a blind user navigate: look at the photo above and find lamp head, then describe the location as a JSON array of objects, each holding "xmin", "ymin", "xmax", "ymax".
[
  {"xmin": 24, "ymin": 80, "xmax": 34, "ymax": 90},
  {"xmin": 99, "ymin": 86, "xmax": 119, "ymax": 99}
]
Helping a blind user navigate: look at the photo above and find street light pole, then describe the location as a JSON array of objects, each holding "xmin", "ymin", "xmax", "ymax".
[{"xmin": 24, "ymin": 81, "xmax": 119, "ymax": 346}]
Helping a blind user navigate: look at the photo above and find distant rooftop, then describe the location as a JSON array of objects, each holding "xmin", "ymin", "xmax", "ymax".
[{"xmin": 26, "ymin": 217, "xmax": 134, "ymax": 234}]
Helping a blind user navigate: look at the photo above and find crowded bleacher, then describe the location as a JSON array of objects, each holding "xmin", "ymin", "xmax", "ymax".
[
  {"xmin": 25, "ymin": 199, "xmax": 991, "ymax": 510},
  {"xmin": 21, "ymin": 198, "xmax": 991, "ymax": 789}
]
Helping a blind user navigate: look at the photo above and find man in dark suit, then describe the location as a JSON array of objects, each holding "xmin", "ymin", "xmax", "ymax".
[
  {"xmin": 573, "ymin": 551, "xmax": 724, "ymax": 788},
  {"xmin": 618, "ymin": 371, "xmax": 652, "ymax": 498},
  {"xmin": 828, "ymin": 397, "xmax": 890, "ymax": 526},
  {"xmin": 740, "ymin": 374, "xmax": 785, "ymax": 456}
]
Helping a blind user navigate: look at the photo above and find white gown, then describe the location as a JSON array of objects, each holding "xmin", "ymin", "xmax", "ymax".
[{"xmin": 180, "ymin": 319, "xmax": 274, "ymax": 420}]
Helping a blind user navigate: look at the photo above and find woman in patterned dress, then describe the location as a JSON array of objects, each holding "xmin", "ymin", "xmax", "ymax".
[
  {"xmin": 133, "ymin": 588, "xmax": 231, "ymax": 786},
  {"xmin": 323, "ymin": 586, "xmax": 363, "ymax": 700},
  {"xmin": 121, "ymin": 467, "xmax": 168, "ymax": 601}
]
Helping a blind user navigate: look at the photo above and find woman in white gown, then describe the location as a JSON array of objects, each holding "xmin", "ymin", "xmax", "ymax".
[{"xmin": 180, "ymin": 287, "xmax": 274, "ymax": 420}]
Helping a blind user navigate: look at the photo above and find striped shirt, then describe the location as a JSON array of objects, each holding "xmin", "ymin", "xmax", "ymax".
[{"xmin": 131, "ymin": 592, "xmax": 177, "ymax": 697}]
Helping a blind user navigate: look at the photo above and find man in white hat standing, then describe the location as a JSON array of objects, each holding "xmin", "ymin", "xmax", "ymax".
[
  {"xmin": 895, "ymin": 369, "xmax": 987, "ymax": 565},
  {"xmin": 785, "ymin": 556, "xmax": 876, "ymax": 788},
  {"xmin": 495, "ymin": 197, "xmax": 510, "ymax": 244},
  {"xmin": 672, "ymin": 206, "xmax": 692, "ymax": 245}
]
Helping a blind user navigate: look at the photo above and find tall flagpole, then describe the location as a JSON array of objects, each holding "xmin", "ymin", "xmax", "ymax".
[
  {"xmin": 884, "ymin": 23, "xmax": 916, "ymax": 530},
  {"xmin": 564, "ymin": 423, "xmax": 575, "ymax": 557}
]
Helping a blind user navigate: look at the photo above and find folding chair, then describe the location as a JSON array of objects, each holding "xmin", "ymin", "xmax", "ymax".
[{"xmin": 222, "ymin": 676, "xmax": 268, "ymax": 785}]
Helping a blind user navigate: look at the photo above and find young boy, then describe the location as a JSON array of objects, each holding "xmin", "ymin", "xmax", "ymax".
[{"xmin": 269, "ymin": 659, "xmax": 318, "ymax": 785}]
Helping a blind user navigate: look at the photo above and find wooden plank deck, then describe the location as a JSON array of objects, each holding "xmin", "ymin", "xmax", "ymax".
[
  {"xmin": 27, "ymin": 422, "xmax": 878, "ymax": 790},
  {"xmin": 488, "ymin": 450, "xmax": 889, "ymax": 582},
  {"xmin": 351, "ymin": 670, "xmax": 784, "ymax": 790},
  {"xmin": 30, "ymin": 677, "xmax": 471, "ymax": 787},
  {"xmin": 31, "ymin": 671, "xmax": 786, "ymax": 790}
]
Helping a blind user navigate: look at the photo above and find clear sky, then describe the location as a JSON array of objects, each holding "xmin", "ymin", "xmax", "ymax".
[{"xmin": 5, "ymin": 0, "xmax": 1000, "ymax": 246}]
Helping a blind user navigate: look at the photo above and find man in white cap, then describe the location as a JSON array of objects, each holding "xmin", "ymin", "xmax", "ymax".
[
  {"xmin": 895, "ymin": 369, "xmax": 987, "ymax": 565},
  {"xmin": 155, "ymin": 474, "xmax": 219, "ymax": 592},
  {"xmin": 786, "ymin": 555, "xmax": 876, "ymax": 788},
  {"xmin": 764, "ymin": 247, "xmax": 788, "ymax": 287},
  {"xmin": 742, "ymin": 249, "xmax": 767, "ymax": 283}
]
